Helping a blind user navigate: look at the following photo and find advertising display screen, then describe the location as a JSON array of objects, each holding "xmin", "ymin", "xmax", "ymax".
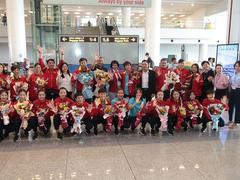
[{"xmin": 216, "ymin": 44, "xmax": 239, "ymax": 77}]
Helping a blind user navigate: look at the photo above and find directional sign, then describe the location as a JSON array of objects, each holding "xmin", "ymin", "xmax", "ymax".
[
  {"xmin": 101, "ymin": 36, "xmax": 138, "ymax": 43},
  {"xmin": 60, "ymin": 36, "xmax": 99, "ymax": 43}
]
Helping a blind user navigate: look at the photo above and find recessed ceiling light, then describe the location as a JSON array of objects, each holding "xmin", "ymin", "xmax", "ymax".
[
  {"xmin": 170, "ymin": 3, "xmax": 174, "ymax": 6},
  {"xmin": 191, "ymin": 3, "xmax": 195, "ymax": 7},
  {"xmin": 76, "ymin": 15, "xmax": 80, "ymax": 18},
  {"xmin": 161, "ymin": 14, "xmax": 165, "ymax": 17},
  {"xmin": 86, "ymin": 12, "xmax": 91, "ymax": 15},
  {"xmin": 169, "ymin": 14, "xmax": 175, "ymax": 17},
  {"xmin": 179, "ymin": 15, "xmax": 185, "ymax": 17},
  {"xmin": 139, "ymin": 13, "xmax": 144, "ymax": 16},
  {"xmin": 135, "ymin": 16, "xmax": 140, "ymax": 19},
  {"xmin": 74, "ymin": 12, "xmax": 80, "ymax": 15},
  {"xmin": 78, "ymin": 6, "xmax": 81, "ymax": 8},
  {"xmin": 162, "ymin": 17, "xmax": 168, "ymax": 20},
  {"xmin": 131, "ymin": 13, "xmax": 135, "ymax": 16},
  {"xmin": 85, "ymin": 16, "xmax": 90, "ymax": 18},
  {"xmin": 24, "ymin": 14, "xmax": 28, "ymax": 17},
  {"xmin": 172, "ymin": 17, "xmax": 177, "ymax": 20},
  {"xmin": 64, "ymin": 12, "xmax": 69, "ymax": 15},
  {"xmin": 29, "ymin": 11, "xmax": 33, "ymax": 14},
  {"xmin": 108, "ymin": 13, "xmax": 114, "ymax": 16},
  {"xmin": 97, "ymin": 12, "xmax": 102, "ymax": 15}
]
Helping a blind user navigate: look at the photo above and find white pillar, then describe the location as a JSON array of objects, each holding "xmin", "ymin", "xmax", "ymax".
[
  {"xmin": 227, "ymin": 0, "xmax": 240, "ymax": 43},
  {"xmin": 6, "ymin": 0, "xmax": 26, "ymax": 63},
  {"xmin": 122, "ymin": 7, "xmax": 131, "ymax": 27},
  {"xmin": 145, "ymin": 0, "xmax": 161, "ymax": 66},
  {"xmin": 199, "ymin": 44, "xmax": 208, "ymax": 62}
]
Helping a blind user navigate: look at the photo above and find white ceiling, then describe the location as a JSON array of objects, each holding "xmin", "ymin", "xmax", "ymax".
[{"xmin": 0, "ymin": 0, "xmax": 227, "ymax": 27}]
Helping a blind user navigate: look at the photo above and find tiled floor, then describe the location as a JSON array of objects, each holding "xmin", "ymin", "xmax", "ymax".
[{"xmin": 1, "ymin": 127, "xmax": 240, "ymax": 180}]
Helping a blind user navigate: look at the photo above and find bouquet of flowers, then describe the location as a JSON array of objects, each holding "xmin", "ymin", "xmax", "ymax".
[
  {"xmin": 13, "ymin": 82, "xmax": 28, "ymax": 94},
  {"xmin": 94, "ymin": 69, "xmax": 111, "ymax": 85},
  {"xmin": 113, "ymin": 100, "xmax": 128, "ymax": 128},
  {"xmin": 14, "ymin": 101, "xmax": 33, "ymax": 129},
  {"xmin": 36, "ymin": 77, "xmax": 47, "ymax": 89},
  {"xmin": 103, "ymin": 105, "xmax": 113, "ymax": 132},
  {"xmin": 78, "ymin": 72, "xmax": 94, "ymax": 99},
  {"xmin": 186, "ymin": 101, "xmax": 201, "ymax": 125},
  {"xmin": 156, "ymin": 105, "xmax": 169, "ymax": 130},
  {"xmin": 58, "ymin": 103, "xmax": 71, "ymax": 129},
  {"xmin": 36, "ymin": 108, "xmax": 49, "ymax": 131},
  {"xmin": 208, "ymin": 104, "xmax": 225, "ymax": 131},
  {"xmin": 161, "ymin": 71, "xmax": 180, "ymax": 91},
  {"xmin": 70, "ymin": 106, "xmax": 86, "ymax": 134},
  {"xmin": 0, "ymin": 102, "xmax": 11, "ymax": 125},
  {"xmin": 176, "ymin": 106, "xmax": 187, "ymax": 129},
  {"xmin": 134, "ymin": 101, "xmax": 145, "ymax": 128}
]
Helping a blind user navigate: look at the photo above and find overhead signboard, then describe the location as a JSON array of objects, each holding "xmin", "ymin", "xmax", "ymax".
[
  {"xmin": 60, "ymin": 36, "xmax": 98, "ymax": 43},
  {"xmin": 101, "ymin": 36, "xmax": 138, "ymax": 43},
  {"xmin": 43, "ymin": 0, "xmax": 151, "ymax": 7}
]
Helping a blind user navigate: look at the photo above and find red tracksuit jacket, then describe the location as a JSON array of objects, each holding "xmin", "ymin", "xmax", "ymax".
[
  {"xmin": 32, "ymin": 99, "xmax": 54, "ymax": 119},
  {"xmin": 154, "ymin": 67, "xmax": 169, "ymax": 92}
]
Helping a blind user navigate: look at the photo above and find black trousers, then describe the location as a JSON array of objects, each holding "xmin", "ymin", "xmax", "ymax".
[
  {"xmin": 201, "ymin": 115, "xmax": 225, "ymax": 129},
  {"xmin": 141, "ymin": 115, "xmax": 159, "ymax": 129},
  {"xmin": 229, "ymin": 89, "xmax": 240, "ymax": 123},
  {"xmin": 91, "ymin": 116, "xmax": 107, "ymax": 130},
  {"xmin": 123, "ymin": 116, "xmax": 136, "ymax": 130},
  {"xmin": 53, "ymin": 114, "xmax": 74, "ymax": 133},
  {"xmin": 13, "ymin": 116, "xmax": 38, "ymax": 134},
  {"xmin": 142, "ymin": 88, "xmax": 153, "ymax": 102},
  {"xmin": 46, "ymin": 89, "xmax": 59, "ymax": 100},
  {"xmin": 167, "ymin": 115, "xmax": 178, "ymax": 132},
  {"xmin": 81, "ymin": 117, "xmax": 92, "ymax": 131},
  {"xmin": 0, "ymin": 120, "xmax": 3, "ymax": 138},
  {"xmin": 215, "ymin": 88, "xmax": 228, "ymax": 100}
]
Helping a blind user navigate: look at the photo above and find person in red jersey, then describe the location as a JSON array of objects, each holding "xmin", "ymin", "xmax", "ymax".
[
  {"xmin": 111, "ymin": 88, "xmax": 129, "ymax": 135},
  {"xmin": 28, "ymin": 63, "xmax": 47, "ymax": 101},
  {"xmin": 32, "ymin": 90, "xmax": 54, "ymax": 136},
  {"xmin": 108, "ymin": 60, "xmax": 122, "ymax": 101},
  {"xmin": 201, "ymin": 89, "xmax": 226, "ymax": 132},
  {"xmin": 10, "ymin": 89, "xmax": 37, "ymax": 142},
  {"xmin": 121, "ymin": 61, "xmax": 140, "ymax": 98},
  {"xmin": 71, "ymin": 92, "xmax": 92, "ymax": 134},
  {"xmin": 167, "ymin": 90, "xmax": 188, "ymax": 135},
  {"xmin": 187, "ymin": 63, "xmax": 204, "ymax": 100},
  {"xmin": 37, "ymin": 47, "xmax": 65, "ymax": 100},
  {"xmin": 0, "ymin": 63, "xmax": 10, "ymax": 92},
  {"xmin": 140, "ymin": 90, "xmax": 169, "ymax": 135},
  {"xmin": 154, "ymin": 58, "xmax": 169, "ymax": 96},
  {"xmin": 51, "ymin": 87, "xmax": 75, "ymax": 140},
  {"xmin": 174, "ymin": 59, "xmax": 190, "ymax": 100},
  {"xmin": 0, "ymin": 90, "xmax": 12, "ymax": 142},
  {"xmin": 10, "ymin": 65, "xmax": 28, "ymax": 102},
  {"xmin": 90, "ymin": 88, "xmax": 109, "ymax": 135},
  {"xmin": 184, "ymin": 92, "xmax": 203, "ymax": 128}
]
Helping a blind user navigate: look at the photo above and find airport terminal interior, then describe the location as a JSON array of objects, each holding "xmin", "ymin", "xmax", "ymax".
[{"xmin": 1, "ymin": 0, "xmax": 240, "ymax": 179}]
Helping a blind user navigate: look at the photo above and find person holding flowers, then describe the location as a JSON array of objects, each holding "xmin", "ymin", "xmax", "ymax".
[
  {"xmin": 71, "ymin": 92, "xmax": 92, "ymax": 135},
  {"xmin": 28, "ymin": 63, "xmax": 47, "ymax": 101},
  {"xmin": 167, "ymin": 90, "xmax": 187, "ymax": 135},
  {"xmin": 0, "ymin": 90, "xmax": 12, "ymax": 141},
  {"xmin": 90, "ymin": 88, "xmax": 109, "ymax": 135},
  {"xmin": 50, "ymin": 87, "xmax": 75, "ymax": 140},
  {"xmin": 10, "ymin": 89, "xmax": 37, "ymax": 142},
  {"xmin": 10, "ymin": 65, "xmax": 28, "ymax": 102},
  {"xmin": 201, "ymin": 89, "xmax": 226, "ymax": 132},
  {"xmin": 184, "ymin": 92, "xmax": 203, "ymax": 128},
  {"xmin": 111, "ymin": 88, "xmax": 129, "ymax": 134},
  {"xmin": 32, "ymin": 90, "xmax": 54, "ymax": 136}
]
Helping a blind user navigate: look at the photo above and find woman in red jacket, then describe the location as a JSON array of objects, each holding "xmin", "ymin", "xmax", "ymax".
[
  {"xmin": 108, "ymin": 60, "xmax": 122, "ymax": 101},
  {"xmin": 0, "ymin": 63, "xmax": 10, "ymax": 92},
  {"xmin": 28, "ymin": 63, "xmax": 47, "ymax": 101},
  {"xmin": 188, "ymin": 64, "xmax": 204, "ymax": 100},
  {"xmin": 10, "ymin": 65, "xmax": 28, "ymax": 102},
  {"xmin": 52, "ymin": 87, "xmax": 75, "ymax": 140},
  {"xmin": 167, "ymin": 90, "xmax": 187, "ymax": 135},
  {"xmin": 37, "ymin": 47, "xmax": 64, "ymax": 100},
  {"xmin": 121, "ymin": 61, "xmax": 140, "ymax": 98},
  {"xmin": 32, "ymin": 90, "xmax": 54, "ymax": 136}
]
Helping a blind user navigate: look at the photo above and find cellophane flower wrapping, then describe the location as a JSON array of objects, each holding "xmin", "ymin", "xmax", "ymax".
[
  {"xmin": 208, "ymin": 104, "xmax": 225, "ymax": 130},
  {"xmin": 58, "ymin": 103, "xmax": 71, "ymax": 129},
  {"xmin": 187, "ymin": 102, "xmax": 201, "ymax": 125},
  {"xmin": 156, "ymin": 105, "xmax": 169, "ymax": 130},
  {"xmin": 78, "ymin": 72, "xmax": 94, "ymax": 99},
  {"xmin": 161, "ymin": 71, "xmax": 180, "ymax": 91},
  {"xmin": 0, "ymin": 102, "xmax": 10, "ymax": 125},
  {"xmin": 70, "ymin": 106, "xmax": 86, "ymax": 134}
]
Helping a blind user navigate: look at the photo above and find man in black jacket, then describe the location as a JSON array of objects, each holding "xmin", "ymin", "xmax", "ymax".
[{"xmin": 139, "ymin": 60, "xmax": 156, "ymax": 101}]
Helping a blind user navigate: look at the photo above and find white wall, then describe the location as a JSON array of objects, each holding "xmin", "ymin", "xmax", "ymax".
[{"xmin": 0, "ymin": 43, "xmax": 34, "ymax": 64}]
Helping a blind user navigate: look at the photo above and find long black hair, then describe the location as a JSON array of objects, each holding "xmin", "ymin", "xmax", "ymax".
[
  {"xmin": 0, "ymin": 63, "xmax": 7, "ymax": 74},
  {"xmin": 60, "ymin": 63, "xmax": 70, "ymax": 79}
]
